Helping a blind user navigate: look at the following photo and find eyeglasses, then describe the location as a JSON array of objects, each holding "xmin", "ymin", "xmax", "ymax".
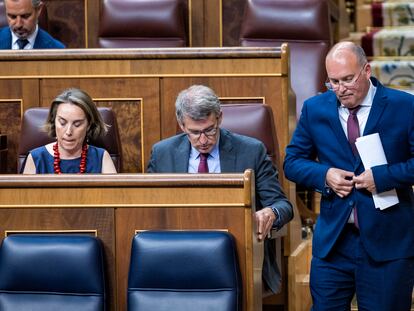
[
  {"xmin": 185, "ymin": 123, "xmax": 219, "ymax": 141},
  {"xmin": 325, "ymin": 63, "xmax": 367, "ymax": 91}
]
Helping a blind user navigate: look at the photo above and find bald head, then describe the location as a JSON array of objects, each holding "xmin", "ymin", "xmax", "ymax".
[
  {"xmin": 325, "ymin": 41, "xmax": 371, "ymax": 109},
  {"xmin": 326, "ymin": 41, "xmax": 367, "ymax": 68}
]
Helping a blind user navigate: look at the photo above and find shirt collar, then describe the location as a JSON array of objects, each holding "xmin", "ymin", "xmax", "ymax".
[
  {"xmin": 189, "ymin": 135, "xmax": 220, "ymax": 160},
  {"xmin": 339, "ymin": 79, "xmax": 377, "ymax": 109},
  {"xmin": 12, "ymin": 24, "xmax": 39, "ymax": 49}
]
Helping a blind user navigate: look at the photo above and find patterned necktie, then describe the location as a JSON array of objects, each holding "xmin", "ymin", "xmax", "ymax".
[
  {"xmin": 347, "ymin": 106, "xmax": 361, "ymax": 155},
  {"xmin": 16, "ymin": 38, "xmax": 29, "ymax": 49},
  {"xmin": 197, "ymin": 153, "xmax": 209, "ymax": 173},
  {"xmin": 347, "ymin": 105, "xmax": 361, "ymax": 228}
]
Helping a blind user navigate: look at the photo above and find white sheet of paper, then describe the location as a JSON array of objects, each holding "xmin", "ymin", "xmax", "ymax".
[{"xmin": 355, "ymin": 133, "xmax": 399, "ymax": 210}]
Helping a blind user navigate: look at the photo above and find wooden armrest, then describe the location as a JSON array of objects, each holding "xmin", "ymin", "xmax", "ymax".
[{"xmin": 296, "ymin": 193, "xmax": 318, "ymax": 224}]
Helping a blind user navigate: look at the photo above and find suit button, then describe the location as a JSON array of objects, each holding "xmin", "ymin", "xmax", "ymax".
[{"xmin": 348, "ymin": 200, "xmax": 354, "ymax": 207}]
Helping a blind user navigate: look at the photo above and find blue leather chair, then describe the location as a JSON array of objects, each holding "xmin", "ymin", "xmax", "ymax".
[
  {"xmin": 0, "ymin": 234, "xmax": 106, "ymax": 311},
  {"xmin": 127, "ymin": 231, "xmax": 242, "ymax": 311}
]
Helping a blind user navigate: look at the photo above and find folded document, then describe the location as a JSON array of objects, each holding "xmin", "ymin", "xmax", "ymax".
[{"xmin": 355, "ymin": 133, "xmax": 399, "ymax": 210}]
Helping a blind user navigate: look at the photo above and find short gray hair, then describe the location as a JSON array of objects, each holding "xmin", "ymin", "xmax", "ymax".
[
  {"xmin": 5, "ymin": 0, "xmax": 42, "ymax": 9},
  {"xmin": 175, "ymin": 85, "xmax": 221, "ymax": 125}
]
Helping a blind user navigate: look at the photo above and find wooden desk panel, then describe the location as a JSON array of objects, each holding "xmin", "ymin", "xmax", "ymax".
[{"xmin": 0, "ymin": 171, "xmax": 261, "ymax": 311}]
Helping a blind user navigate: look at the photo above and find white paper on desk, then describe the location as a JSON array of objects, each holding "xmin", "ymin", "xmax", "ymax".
[{"xmin": 355, "ymin": 133, "xmax": 399, "ymax": 210}]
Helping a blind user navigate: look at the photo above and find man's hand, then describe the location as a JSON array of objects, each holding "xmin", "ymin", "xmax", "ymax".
[
  {"xmin": 255, "ymin": 207, "xmax": 276, "ymax": 242},
  {"xmin": 326, "ymin": 168, "xmax": 355, "ymax": 198},
  {"xmin": 353, "ymin": 169, "xmax": 376, "ymax": 193}
]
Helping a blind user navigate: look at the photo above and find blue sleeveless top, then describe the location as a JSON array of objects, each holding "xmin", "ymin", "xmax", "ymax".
[{"xmin": 29, "ymin": 145, "xmax": 105, "ymax": 174}]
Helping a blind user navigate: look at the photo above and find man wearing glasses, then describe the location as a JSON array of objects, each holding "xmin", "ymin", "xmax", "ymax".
[
  {"xmin": 284, "ymin": 41, "xmax": 414, "ymax": 310},
  {"xmin": 148, "ymin": 84, "xmax": 293, "ymax": 294}
]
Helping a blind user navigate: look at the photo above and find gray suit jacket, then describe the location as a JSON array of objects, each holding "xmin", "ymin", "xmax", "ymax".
[{"xmin": 148, "ymin": 128, "xmax": 293, "ymax": 292}]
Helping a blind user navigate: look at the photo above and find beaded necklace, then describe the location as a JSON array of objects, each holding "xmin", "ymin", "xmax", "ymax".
[{"xmin": 53, "ymin": 142, "xmax": 88, "ymax": 174}]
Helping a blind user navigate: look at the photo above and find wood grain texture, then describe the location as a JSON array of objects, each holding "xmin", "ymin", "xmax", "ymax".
[
  {"xmin": 0, "ymin": 171, "xmax": 260, "ymax": 311},
  {"xmin": 288, "ymin": 239, "xmax": 312, "ymax": 311},
  {"xmin": 45, "ymin": 0, "xmax": 85, "ymax": 48},
  {"xmin": 0, "ymin": 100, "xmax": 21, "ymax": 173},
  {"xmin": 222, "ymin": 0, "xmax": 245, "ymax": 46}
]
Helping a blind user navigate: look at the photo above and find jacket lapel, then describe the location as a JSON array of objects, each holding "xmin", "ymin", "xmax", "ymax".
[
  {"xmin": 218, "ymin": 129, "xmax": 237, "ymax": 172},
  {"xmin": 326, "ymin": 94, "xmax": 355, "ymax": 158},
  {"xmin": 354, "ymin": 79, "xmax": 387, "ymax": 169},
  {"xmin": 363, "ymin": 79, "xmax": 387, "ymax": 136},
  {"xmin": 174, "ymin": 135, "xmax": 191, "ymax": 173}
]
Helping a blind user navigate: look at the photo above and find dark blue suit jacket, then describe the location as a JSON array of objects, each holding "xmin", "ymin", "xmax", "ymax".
[
  {"xmin": 148, "ymin": 128, "xmax": 293, "ymax": 292},
  {"xmin": 0, "ymin": 27, "xmax": 65, "ymax": 49},
  {"xmin": 284, "ymin": 78, "xmax": 414, "ymax": 262}
]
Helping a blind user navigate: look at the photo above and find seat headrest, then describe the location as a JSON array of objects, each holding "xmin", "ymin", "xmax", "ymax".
[
  {"xmin": 0, "ymin": 235, "xmax": 105, "ymax": 294},
  {"xmin": 99, "ymin": 0, "xmax": 187, "ymax": 48},
  {"xmin": 129, "ymin": 231, "xmax": 241, "ymax": 290},
  {"xmin": 128, "ymin": 231, "xmax": 242, "ymax": 310},
  {"xmin": 221, "ymin": 104, "xmax": 279, "ymax": 165},
  {"xmin": 240, "ymin": 0, "xmax": 331, "ymax": 41}
]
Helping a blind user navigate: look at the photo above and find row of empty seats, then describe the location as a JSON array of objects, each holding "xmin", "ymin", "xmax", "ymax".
[{"xmin": 0, "ymin": 231, "xmax": 241, "ymax": 311}]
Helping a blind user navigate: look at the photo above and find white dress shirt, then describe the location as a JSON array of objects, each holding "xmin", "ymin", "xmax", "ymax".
[
  {"xmin": 11, "ymin": 25, "xmax": 39, "ymax": 50},
  {"xmin": 188, "ymin": 138, "xmax": 221, "ymax": 173}
]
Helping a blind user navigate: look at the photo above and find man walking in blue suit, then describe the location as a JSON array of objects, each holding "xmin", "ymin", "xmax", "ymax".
[
  {"xmin": 284, "ymin": 41, "xmax": 414, "ymax": 310},
  {"xmin": 147, "ymin": 84, "xmax": 293, "ymax": 294},
  {"xmin": 0, "ymin": 0, "xmax": 64, "ymax": 49}
]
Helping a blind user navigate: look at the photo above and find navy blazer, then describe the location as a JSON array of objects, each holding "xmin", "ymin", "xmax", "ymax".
[
  {"xmin": 148, "ymin": 128, "xmax": 294, "ymax": 292},
  {"xmin": 284, "ymin": 78, "xmax": 414, "ymax": 262},
  {"xmin": 0, "ymin": 27, "xmax": 65, "ymax": 49}
]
